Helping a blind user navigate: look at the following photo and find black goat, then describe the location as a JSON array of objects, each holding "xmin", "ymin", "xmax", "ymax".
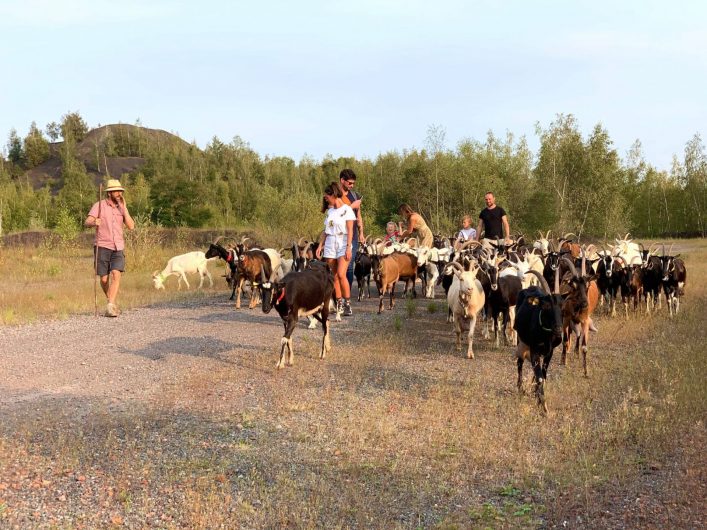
[
  {"xmin": 260, "ymin": 265, "xmax": 335, "ymax": 369},
  {"xmin": 354, "ymin": 244, "xmax": 372, "ymax": 301},
  {"xmin": 291, "ymin": 240, "xmax": 309, "ymax": 272},
  {"xmin": 205, "ymin": 239, "xmax": 240, "ymax": 300},
  {"xmin": 514, "ymin": 269, "xmax": 563, "ymax": 415},
  {"xmin": 659, "ymin": 247, "xmax": 687, "ymax": 316}
]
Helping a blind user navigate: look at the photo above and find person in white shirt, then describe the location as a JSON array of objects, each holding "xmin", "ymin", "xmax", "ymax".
[
  {"xmin": 316, "ymin": 181, "xmax": 356, "ymax": 316},
  {"xmin": 454, "ymin": 214, "xmax": 477, "ymax": 250}
]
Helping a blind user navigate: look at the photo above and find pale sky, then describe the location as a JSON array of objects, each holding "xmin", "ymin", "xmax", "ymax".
[{"xmin": 1, "ymin": 0, "xmax": 704, "ymax": 171}]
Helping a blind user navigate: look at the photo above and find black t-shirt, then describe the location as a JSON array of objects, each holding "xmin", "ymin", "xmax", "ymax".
[
  {"xmin": 479, "ymin": 206, "xmax": 506, "ymax": 239},
  {"xmin": 344, "ymin": 189, "xmax": 361, "ymax": 243}
]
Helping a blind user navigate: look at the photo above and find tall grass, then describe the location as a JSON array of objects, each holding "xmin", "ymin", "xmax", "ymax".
[{"xmin": 0, "ymin": 226, "xmax": 231, "ymax": 324}]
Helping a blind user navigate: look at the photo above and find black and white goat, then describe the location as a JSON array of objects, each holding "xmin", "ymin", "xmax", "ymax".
[{"xmin": 260, "ymin": 265, "xmax": 335, "ymax": 369}]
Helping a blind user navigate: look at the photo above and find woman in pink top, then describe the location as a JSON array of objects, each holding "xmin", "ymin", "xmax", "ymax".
[{"xmin": 84, "ymin": 179, "xmax": 135, "ymax": 317}]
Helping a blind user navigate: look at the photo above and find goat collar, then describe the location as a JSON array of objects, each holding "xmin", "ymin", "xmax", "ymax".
[
  {"xmin": 538, "ymin": 311, "xmax": 552, "ymax": 332},
  {"xmin": 226, "ymin": 250, "xmax": 234, "ymax": 262},
  {"xmin": 276, "ymin": 287, "xmax": 286, "ymax": 304}
]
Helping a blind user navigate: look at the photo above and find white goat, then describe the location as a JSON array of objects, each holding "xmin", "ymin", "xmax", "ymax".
[
  {"xmin": 152, "ymin": 251, "xmax": 215, "ymax": 290},
  {"xmin": 446, "ymin": 261, "xmax": 486, "ymax": 359}
]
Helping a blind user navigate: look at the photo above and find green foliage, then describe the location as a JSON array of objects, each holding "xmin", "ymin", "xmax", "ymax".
[
  {"xmin": 60, "ymin": 111, "xmax": 88, "ymax": 142},
  {"xmin": 56, "ymin": 149, "xmax": 95, "ymax": 225},
  {"xmin": 23, "ymin": 121, "xmax": 50, "ymax": 167},
  {"xmin": 45, "ymin": 121, "xmax": 61, "ymax": 142},
  {"xmin": 53, "ymin": 207, "xmax": 80, "ymax": 243},
  {"xmin": 7, "ymin": 128, "xmax": 23, "ymax": 164},
  {"xmin": 1, "ymin": 115, "xmax": 704, "ymax": 238}
]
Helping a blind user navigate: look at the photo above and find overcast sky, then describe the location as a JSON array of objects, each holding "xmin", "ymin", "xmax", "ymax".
[{"xmin": 1, "ymin": 0, "xmax": 704, "ymax": 170}]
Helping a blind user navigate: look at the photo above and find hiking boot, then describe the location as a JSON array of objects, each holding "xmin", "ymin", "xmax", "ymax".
[
  {"xmin": 343, "ymin": 299, "xmax": 353, "ymax": 317},
  {"xmin": 105, "ymin": 303, "xmax": 119, "ymax": 317}
]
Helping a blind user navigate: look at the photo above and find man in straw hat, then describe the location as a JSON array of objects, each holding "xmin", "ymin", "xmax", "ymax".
[{"xmin": 84, "ymin": 178, "xmax": 135, "ymax": 317}]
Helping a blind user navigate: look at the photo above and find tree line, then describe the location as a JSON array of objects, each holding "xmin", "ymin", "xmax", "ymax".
[{"xmin": 1, "ymin": 112, "xmax": 705, "ymax": 242}]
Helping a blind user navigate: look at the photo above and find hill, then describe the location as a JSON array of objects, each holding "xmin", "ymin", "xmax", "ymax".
[{"xmin": 24, "ymin": 124, "xmax": 195, "ymax": 191}]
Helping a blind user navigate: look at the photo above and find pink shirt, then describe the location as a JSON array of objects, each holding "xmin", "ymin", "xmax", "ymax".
[{"xmin": 88, "ymin": 199, "xmax": 127, "ymax": 251}]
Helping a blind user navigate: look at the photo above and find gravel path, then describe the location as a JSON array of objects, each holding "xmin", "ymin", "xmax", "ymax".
[{"xmin": 0, "ymin": 294, "xmax": 361, "ymax": 410}]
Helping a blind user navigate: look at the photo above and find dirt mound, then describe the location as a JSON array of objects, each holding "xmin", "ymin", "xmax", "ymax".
[{"xmin": 23, "ymin": 124, "xmax": 196, "ymax": 192}]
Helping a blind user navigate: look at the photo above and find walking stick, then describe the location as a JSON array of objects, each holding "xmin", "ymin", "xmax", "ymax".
[{"xmin": 94, "ymin": 184, "xmax": 103, "ymax": 317}]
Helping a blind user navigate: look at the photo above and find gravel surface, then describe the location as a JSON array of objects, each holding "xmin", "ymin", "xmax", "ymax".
[
  {"xmin": 1, "ymin": 290, "xmax": 704, "ymax": 529},
  {"xmin": 0, "ymin": 294, "xmax": 362, "ymax": 409}
]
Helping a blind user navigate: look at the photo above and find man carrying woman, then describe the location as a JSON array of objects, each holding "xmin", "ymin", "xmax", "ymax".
[
  {"xmin": 316, "ymin": 182, "xmax": 357, "ymax": 317},
  {"xmin": 398, "ymin": 203, "xmax": 433, "ymax": 248}
]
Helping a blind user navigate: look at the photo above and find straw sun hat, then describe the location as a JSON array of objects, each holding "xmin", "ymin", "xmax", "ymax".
[{"xmin": 104, "ymin": 179, "xmax": 125, "ymax": 192}]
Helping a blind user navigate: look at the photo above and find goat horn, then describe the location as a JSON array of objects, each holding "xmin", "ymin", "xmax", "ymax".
[
  {"xmin": 537, "ymin": 230, "xmax": 544, "ymax": 239},
  {"xmin": 561, "ymin": 256, "xmax": 579, "ymax": 278},
  {"xmin": 668, "ymin": 242, "xmax": 674, "ymax": 256},
  {"xmin": 448, "ymin": 261, "xmax": 465, "ymax": 274},
  {"xmin": 562, "ymin": 232, "xmax": 576, "ymax": 241},
  {"xmin": 297, "ymin": 236, "xmax": 306, "ymax": 247},
  {"xmin": 546, "ymin": 230, "xmax": 552, "ymax": 240},
  {"xmin": 213, "ymin": 235, "xmax": 224, "ymax": 245},
  {"xmin": 554, "ymin": 265, "xmax": 560, "ymax": 294},
  {"xmin": 240, "ymin": 236, "xmax": 251, "ymax": 244},
  {"xmin": 526, "ymin": 270, "xmax": 551, "ymax": 295},
  {"xmin": 581, "ymin": 252, "xmax": 586, "ymax": 277}
]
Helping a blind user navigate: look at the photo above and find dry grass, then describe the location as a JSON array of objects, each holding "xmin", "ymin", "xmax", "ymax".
[
  {"xmin": 0, "ymin": 234, "xmax": 230, "ymax": 325},
  {"xmin": 0, "ymin": 239, "xmax": 705, "ymax": 528}
]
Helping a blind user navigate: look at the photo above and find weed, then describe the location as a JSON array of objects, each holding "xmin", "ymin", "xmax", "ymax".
[
  {"xmin": 1, "ymin": 308, "xmax": 15, "ymax": 325},
  {"xmin": 393, "ymin": 314, "xmax": 402, "ymax": 331},
  {"xmin": 405, "ymin": 297, "xmax": 416, "ymax": 317},
  {"xmin": 498, "ymin": 484, "xmax": 521, "ymax": 497},
  {"xmin": 427, "ymin": 301, "xmax": 438, "ymax": 313}
]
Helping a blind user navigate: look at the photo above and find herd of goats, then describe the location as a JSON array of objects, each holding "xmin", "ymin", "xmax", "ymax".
[{"xmin": 151, "ymin": 232, "xmax": 688, "ymax": 414}]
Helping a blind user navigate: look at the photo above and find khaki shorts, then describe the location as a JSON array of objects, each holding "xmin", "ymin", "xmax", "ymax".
[{"xmin": 94, "ymin": 247, "xmax": 125, "ymax": 276}]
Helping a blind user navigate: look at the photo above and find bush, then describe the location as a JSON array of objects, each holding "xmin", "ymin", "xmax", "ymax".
[{"xmin": 53, "ymin": 208, "xmax": 80, "ymax": 244}]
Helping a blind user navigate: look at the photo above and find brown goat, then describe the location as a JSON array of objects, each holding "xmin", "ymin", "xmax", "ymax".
[
  {"xmin": 560, "ymin": 256, "xmax": 600, "ymax": 377},
  {"xmin": 376, "ymin": 252, "xmax": 418, "ymax": 313},
  {"xmin": 236, "ymin": 251, "xmax": 272, "ymax": 309}
]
